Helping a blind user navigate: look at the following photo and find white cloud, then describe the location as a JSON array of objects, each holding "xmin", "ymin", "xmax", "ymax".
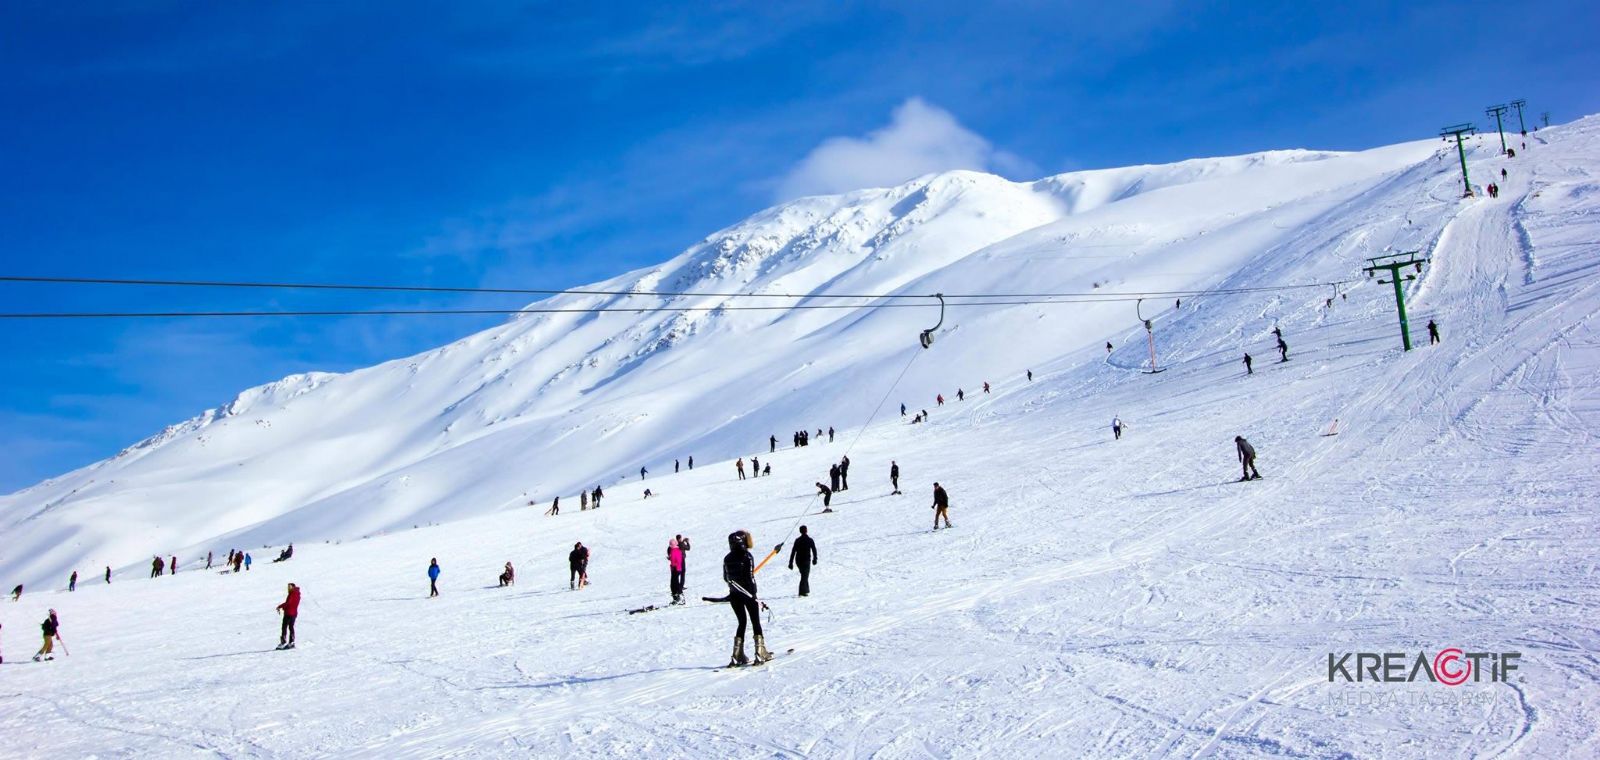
[{"xmin": 774, "ymin": 98, "xmax": 1034, "ymax": 200}]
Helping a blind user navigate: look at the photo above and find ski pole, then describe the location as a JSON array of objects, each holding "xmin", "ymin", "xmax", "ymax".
[{"xmin": 57, "ymin": 635, "xmax": 68, "ymax": 656}]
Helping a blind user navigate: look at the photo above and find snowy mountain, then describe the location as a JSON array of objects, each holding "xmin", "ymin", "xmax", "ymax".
[{"xmin": 2, "ymin": 118, "xmax": 1598, "ymax": 756}]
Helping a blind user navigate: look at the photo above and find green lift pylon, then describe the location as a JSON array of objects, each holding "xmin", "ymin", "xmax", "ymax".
[
  {"xmin": 1364, "ymin": 252, "xmax": 1428, "ymax": 351},
  {"xmin": 1440, "ymin": 123, "xmax": 1477, "ymax": 197},
  {"xmin": 1509, "ymin": 99, "xmax": 1528, "ymax": 136},
  {"xmin": 1486, "ymin": 104, "xmax": 1510, "ymax": 154}
]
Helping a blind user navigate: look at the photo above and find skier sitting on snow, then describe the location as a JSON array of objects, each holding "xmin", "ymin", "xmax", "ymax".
[{"xmin": 274, "ymin": 544, "xmax": 293, "ymax": 563}]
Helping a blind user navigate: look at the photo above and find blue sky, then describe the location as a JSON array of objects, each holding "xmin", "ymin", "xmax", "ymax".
[{"xmin": 2, "ymin": 1, "xmax": 1597, "ymax": 491}]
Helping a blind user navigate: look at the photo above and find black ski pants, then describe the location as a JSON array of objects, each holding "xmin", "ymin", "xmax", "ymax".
[
  {"xmin": 731, "ymin": 592, "xmax": 763, "ymax": 638},
  {"xmin": 796, "ymin": 562, "xmax": 812, "ymax": 597},
  {"xmin": 280, "ymin": 613, "xmax": 296, "ymax": 645},
  {"xmin": 670, "ymin": 568, "xmax": 685, "ymax": 599}
]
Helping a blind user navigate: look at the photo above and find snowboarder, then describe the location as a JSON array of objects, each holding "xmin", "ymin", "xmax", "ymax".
[
  {"xmin": 592, "ymin": 486, "xmax": 603, "ymax": 509},
  {"xmin": 890, "ymin": 461, "xmax": 902, "ymax": 495},
  {"xmin": 1112, "ymin": 416, "xmax": 1124, "ymax": 440},
  {"xmin": 667, "ymin": 536, "xmax": 688, "ymax": 604},
  {"xmin": 1244, "ymin": 353, "xmax": 1253, "ymax": 375},
  {"xmin": 1235, "ymin": 436, "xmax": 1262, "ymax": 481},
  {"xmin": 569, "ymin": 542, "xmax": 590, "ymax": 589},
  {"xmin": 68, "ymin": 571, "xmax": 77, "ymax": 592},
  {"xmin": 816, "ymin": 482, "xmax": 833, "ymax": 511},
  {"xmin": 640, "ymin": 466, "xmax": 648, "ymax": 481},
  {"xmin": 737, "ymin": 458, "xmax": 747, "ymax": 481},
  {"xmin": 828, "ymin": 426, "xmax": 835, "ymax": 443},
  {"xmin": 789, "ymin": 526, "xmax": 819, "ymax": 597},
  {"xmin": 715, "ymin": 530, "xmax": 772, "ymax": 666},
  {"xmin": 770, "ymin": 435, "xmax": 777, "ymax": 453},
  {"xmin": 499, "ymin": 562, "xmax": 515, "ymax": 587},
  {"xmin": 983, "ymin": 382, "xmax": 990, "ymax": 394},
  {"xmin": 931, "ymin": 482, "xmax": 952, "ymax": 530},
  {"xmin": 839, "ymin": 456, "xmax": 851, "ymax": 491},
  {"xmin": 1276, "ymin": 336, "xmax": 1289, "ymax": 363},
  {"xmin": 1427, "ymin": 319, "xmax": 1440, "ymax": 345},
  {"xmin": 34, "ymin": 609, "xmax": 60, "ymax": 661},
  {"xmin": 428, "ymin": 558, "xmax": 441, "ymax": 597},
  {"xmin": 276, "ymin": 583, "xmax": 300, "ymax": 649},
  {"xmin": 829, "ymin": 463, "xmax": 840, "ymax": 493}
]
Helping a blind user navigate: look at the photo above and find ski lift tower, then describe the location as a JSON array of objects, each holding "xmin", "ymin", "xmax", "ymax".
[
  {"xmin": 1485, "ymin": 104, "xmax": 1510, "ymax": 154},
  {"xmin": 1363, "ymin": 251, "xmax": 1428, "ymax": 351},
  {"xmin": 1440, "ymin": 123, "xmax": 1477, "ymax": 197}
]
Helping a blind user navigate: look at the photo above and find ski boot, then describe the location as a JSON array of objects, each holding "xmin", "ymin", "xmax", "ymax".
[
  {"xmin": 728, "ymin": 634, "xmax": 750, "ymax": 667},
  {"xmin": 753, "ymin": 635, "xmax": 773, "ymax": 665}
]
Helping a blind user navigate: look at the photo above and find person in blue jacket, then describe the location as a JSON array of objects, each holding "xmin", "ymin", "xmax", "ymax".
[{"xmin": 428, "ymin": 558, "xmax": 441, "ymax": 597}]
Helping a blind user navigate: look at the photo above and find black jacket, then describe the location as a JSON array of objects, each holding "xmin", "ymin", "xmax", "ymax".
[
  {"xmin": 790, "ymin": 535, "xmax": 818, "ymax": 568},
  {"xmin": 569, "ymin": 547, "xmax": 589, "ymax": 567},
  {"xmin": 932, "ymin": 485, "xmax": 949, "ymax": 509},
  {"xmin": 723, "ymin": 549, "xmax": 757, "ymax": 599},
  {"xmin": 42, "ymin": 614, "xmax": 58, "ymax": 637},
  {"xmin": 1237, "ymin": 439, "xmax": 1256, "ymax": 461}
]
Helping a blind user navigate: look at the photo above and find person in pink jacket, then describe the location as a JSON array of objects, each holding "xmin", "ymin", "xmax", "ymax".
[{"xmin": 667, "ymin": 535, "xmax": 691, "ymax": 605}]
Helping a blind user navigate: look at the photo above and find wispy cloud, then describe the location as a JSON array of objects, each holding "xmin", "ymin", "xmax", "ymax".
[{"xmin": 774, "ymin": 98, "xmax": 1037, "ymax": 200}]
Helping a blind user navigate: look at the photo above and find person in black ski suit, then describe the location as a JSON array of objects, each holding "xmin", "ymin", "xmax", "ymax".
[
  {"xmin": 838, "ymin": 456, "xmax": 850, "ymax": 491},
  {"xmin": 1427, "ymin": 319, "xmax": 1440, "ymax": 345},
  {"xmin": 715, "ymin": 530, "xmax": 771, "ymax": 666},
  {"xmin": 816, "ymin": 482, "xmax": 833, "ymax": 510},
  {"xmin": 1276, "ymin": 336, "xmax": 1288, "ymax": 362},
  {"xmin": 770, "ymin": 435, "xmax": 777, "ymax": 453},
  {"xmin": 890, "ymin": 461, "xmax": 901, "ymax": 494},
  {"xmin": 569, "ymin": 542, "xmax": 590, "ymax": 589},
  {"xmin": 1243, "ymin": 353, "xmax": 1253, "ymax": 375},
  {"xmin": 68, "ymin": 571, "xmax": 77, "ymax": 592},
  {"xmin": 1235, "ymin": 436, "xmax": 1261, "ymax": 481},
  {"xmin": 592, "ymin": 486, "xmax": 603, "ymax": 509},
  {"xmin": 789, "ymin": 526, "xmax": 819, "ymax": 597},
  {"xmin": 829, "ymin": 463, "xmax": 841, "ymax": 493},
  {"xmin": 827, "ymin": 427, "xmax": 835, "ymax": 443}
]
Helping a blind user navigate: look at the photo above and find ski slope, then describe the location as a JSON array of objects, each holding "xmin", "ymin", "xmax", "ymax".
[{"xmin": 2, "ymin": 118, "xmax": 1599, "ymax": 757}]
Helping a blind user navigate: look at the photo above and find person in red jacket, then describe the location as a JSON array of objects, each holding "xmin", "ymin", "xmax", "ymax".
[{"xmin": 276, "ymin": 583, "xmax": 301, "ymax": 650}]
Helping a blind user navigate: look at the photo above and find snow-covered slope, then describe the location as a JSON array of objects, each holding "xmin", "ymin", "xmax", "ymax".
[{"xmin": 2, "ymin": 119, "xmax": 1598, "ymax": 755}]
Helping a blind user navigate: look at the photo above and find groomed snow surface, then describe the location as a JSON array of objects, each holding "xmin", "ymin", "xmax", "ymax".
[{"xmin": 2, "ymin": 118, "xmax": 1599, "ymax": 757}]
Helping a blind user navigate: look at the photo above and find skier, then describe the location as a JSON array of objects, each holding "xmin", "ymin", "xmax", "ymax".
[
  {"xmin": 1106, "ymin": 341, "xmax": 1113, "ymax": 354},
  {"xmin": 643, "ymin": 489, "xmax": 654, "ymax": 499},
  {"xmin": 931, "ymin": 482, "xmax": 952, "ymax": 530},
  {"xmin": 207, "ymin": 551, "xmax": 213, "ymax": 569},
  {"xmin": 736, "ymin": 458, "xmax": 747, "ymax": 481},
  {"xmin": 770, "ymin": 435, "xmax": 777, "ymax": 453},
  {"xmin": 789, "ymin": 525, "xmax": 819, "ymax": 597},
  {"xmin": 1028, "ymin": 370, "xmax": 1034, "ymax": 382},
  {"xmin": 499, "ymin": 562, "xmax": 515, "ymax": 587},
  {"xmin": 839, "ymin": 456, "xmax": 851, "ymax": 491},
  {"xmin": 715, "ymin": 530, "xmax": 772, "ymax": 666},
  {"xmin": 9, "ymin": 584, "xmax": 21, "ymax": 601},
  {"xmin": 667, "ymin": 536, "xmax": 687, "ymax": 605},
  {"xmin": 957, "ymin": 389, "xmax": 965, "ymax": 401},
  {"xmin": 581, "ymin": 490, "xmax": 589, "ymax": 511},
  {"xmin": 104, "ymin": 566, "xmax": 111, "ymax": 585},
  {"xmin": 1276, "ymin": 336, "xmax": 1289, "ymax": 363},
  {"xmin": 1501, "ymin": 167, "xmax": 1507, "ymax": 180},
  {"xmin": 890, "ymin": 460, "xmax": 902, "ymax": 495},
  {"xmin": 547, "ymin": 496, "xmax": 560, "ymax": 516},
  {"xmin": 1244, "ymin": 353, "xmax": 1253, "ymax": 375},
  {"xmin": 428, "ymin": 558, "xmax": 441, "ymax": 597},
  {"xmin": 688, "ymin": 456, "xmax": 694, "ymax": 470},
  {"xmin": 829, "ymin": 463, "xmax": 841, "ymax": 493},
  {"xmin": 816, "ymin": 482, "xmax": 833, "ymax": 511},
  {"xmin": 640, "ymin": 466, "xmax": 648, "ymax": 481},
  {"xmin": 675, "ymin": 459, "xmax": 680, "ymax": 474},
  {"xmin": 244, "ymin": 553, "xmax": 252, "ymax": 571},
  {"xmin": 763, "ymin": 463, "xmax": 771, "ymax": 476},
  {"xmin": 276, "ymin": 583, "xmax": 300, "ymax": 650},
  {"xmin": 151, "ymin": 556, "xmax": 163, "ymax": 578},
  {"xmin": 901, "ymin": 403, "xmax": 907, "ymax": 417},
  {"xmin": 1112, "ymin": 416, "xmax": 1124, "ymax": 440},
  {"xmin": 232, "ymin": 553, "xmax": 243, "ymax": 573},
  {"xmin": 34, "ymin": 609, "xmax": 61, "ymax": 661},
  {"xmin": 1235, "ymin": 436, "xmax": 1262, "ymax": 481},
  {"xmin": 752, "ymin": 457, "xmax": 760, "ymax": 478},
  {"xmin": 1428, "ymin": 319, "xmax": 1440, "ymax": 345},
  {"xmin": 592, "ymin": 486, "xmax": 603, "ymax": 509},
  {"xmin": 937, "ymin": 394, "xmax": 944, "ymax": 406},
  {"xmin": 569, "ymin": 542, "xmax": 590, "ymax": 589},
  {"xmin": 274, "ymin": 544, "xmax": 293, "ymax": 563},
  {"xmin": 828, "ymin": 427, "xmax": 835, "ymax": 443},
  {"xmin": 170, "ymin": 556, "xmax": 177, "ymax": 575},
  {"xmin": 68, "ymin": 571, "xmax": 77, "ymax": 592},
  {"xmin": 983, "ymin": 382, "xmax": 990, "ymax": 394}
]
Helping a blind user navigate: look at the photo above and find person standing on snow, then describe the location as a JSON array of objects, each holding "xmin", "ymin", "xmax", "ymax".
[
  {"xmin": 1427, "ymin": 319, "xmax": 1440, "ymax": 345},
  {"xmin": 828, "ymin": 463, "xmax": 840, "ymax": 493},
  {"xmin": 890, "ymin": 461, "xmax": 902, "ymax": 495},
  {"xmin": 428, "ymin": 558, "xmax": 441, "ymax": 597},
  {"xmin": 1028, "ymin": 370, "xmax": 1034, "ymax": 381},
  {"xmin": 34, "ymin": 609, "xmax": 61, "ymax": 661},
  {"xmin": 68, "ymin": 571, "xmax": 77, "ymax": 592},
  {"xmin": 1235, "ymin": 436, "xmax": 1262, "ymax": 481},
  {"xmin": 675, "ymin": 459, "xmax": 680, "ymax": 474},
  {"xmin": 667, "ymin": 536, "xmax": 688, "ymax": 605},
  {"xmin": 151, "ymin": 556, "xmax": 163, "ymax": 578},
  {"xmin": 688, "ymin": 456, "xmax": 694, "ymax": 470},
  {"xmin": 207, "ymin": 551, "xmax": 213, "ymax": 570},
  {"xmin": 233, "ymin": 553, "xmax": 243, "ymax": 573},
  {"xmin": 1113, "ymin": 416, "xmax": 1125, "ymax": 440},
  {"xmin": 1243, "ymin": 353, "xmax": 1253, "ymax": 375},
  {"xmin": 816, "ymin": 482, "xmax": 833, "ymax": 511},
  {"xmin": 828, "ymin": 427, "xmax": 835, "ymax": 443},
  {"xmin": 931, "ymin": 482, "xmax": 952, "ymax": 530},
  {"xmin": 276, "ymin": 583, "xmax": 300, "ymax": 649},
  {"xmin": 752, "ymin": 457, "xmax": 761, "ymax": 478},
  {"xmin": 838, "ymin": 456, "xmax": 851, "ymax": 491},
  {"xmin": 937, "ymin": 394, "xmax": 944, "ymax": 406},
  {"xmin": 788, "ymin": 526, "xmax": 819, "ymax": 597},
  {"xmin": 983, "ymin": 382, "xmax": 991, "ymax": 394},
  {"xmin": 244, "ymin": 553, "xmax": 252, "ymax": 571},
  {"xmin": 770, "ymin": 435, "xmax": 777, "ymax": 453},
  {"xmin": 736, "ymin": 458, "xmax": 747, "ymax": 481},
  {"xmin": 901, "ymin": 403, "xmax": 907, "ymax": 417},
  {"xmin": 713, "ymin": 530, "xmax": 772, "ymax": 667},
  {"xmin": 957, "ymin": 389, "xmax": 965, "ymax": 401},
  {"xmin": 169, "ymin": 556, "xmax": 177, "ymax": 575},
  {"xmin": 569, "ymin": 542, "xmax": 590, "ymax": 589},
  {"xmin": 104, "ymin": 566, "xmax": 111, "ymax": 585},
  {"xmin": 640, "ymin": 466, "xmax": 648, "ymax": 481},
  {"xmin": 1276, "ymin": 336, "xmax": 1289, "ymax": 363},
  {"xmin": 592, "ymin": 486, "xmax": 604, "ymax": 509}
]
